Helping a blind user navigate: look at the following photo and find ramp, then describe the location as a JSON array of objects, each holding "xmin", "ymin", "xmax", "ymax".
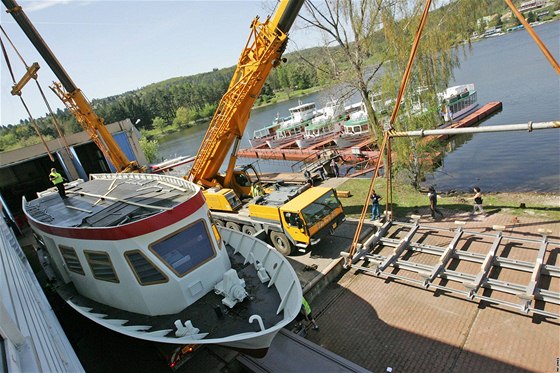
[{"xmin": 237, "ymin": 328, "xmax": 370, "ymax": 372}]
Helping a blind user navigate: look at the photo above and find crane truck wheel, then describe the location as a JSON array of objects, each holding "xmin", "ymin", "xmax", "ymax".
[
  {"xmin": 269, "ymin": 231, "xmax": 292, "ymax": 256},
  {"xmin": 242, "ymin": 225, "xmax": 257, "ymax": 236},
  {"xmin": 225, "ymin": 222, "xmax": 241, "ymax": 231}
]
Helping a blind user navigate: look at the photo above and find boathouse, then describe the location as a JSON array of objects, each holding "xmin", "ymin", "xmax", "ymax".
[{"xmin": 0, "ymin": 119, "xmax": 147, "ymax": 230}]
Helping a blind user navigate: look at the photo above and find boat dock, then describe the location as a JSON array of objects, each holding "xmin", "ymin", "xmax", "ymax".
[
  {"xmin": 433, "ymin": 101, "xmax": 503, "ymax": 140},
  {"xmin": 240, "ymin": 101, "xmax": 503, "ymax": 162},
  {"xmin": 239, "ymin": 137, "xmax": 377, "ymax": 162}
]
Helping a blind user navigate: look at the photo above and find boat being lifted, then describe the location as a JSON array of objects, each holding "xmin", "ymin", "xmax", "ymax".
[{"xmin": 24, "ymin": 173, "xmax": 302, "ymax": 356}]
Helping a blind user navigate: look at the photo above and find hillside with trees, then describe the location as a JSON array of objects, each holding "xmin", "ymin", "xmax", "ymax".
[{"xmin": 1, "ymin": 0, "xmax": 558, "ymax": 155}]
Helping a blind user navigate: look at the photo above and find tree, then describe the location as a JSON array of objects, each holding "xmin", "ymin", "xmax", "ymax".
[
  {"xmin": 172, "ymin": 106, "xmax": 191, "ymax": 129},
  {"xmin": 298, "ymin": 0, "xmax": 385, "ymax": 139},
  {"xmin": 526, "ymin": 11, "xmax": 536, "ymax": 23},
  {"xmin": 152, "ymin": 116, "xmax": 167, "ymax": 132},
  {"xmin": 298, "ymin": 0, "xmax": 486, "ymax": 188},
  {"xmin": 139, "ymin": 137, "xmax": 159, "ymax": 164}
]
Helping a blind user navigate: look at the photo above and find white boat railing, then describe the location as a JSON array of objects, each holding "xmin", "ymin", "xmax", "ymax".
[
  {"xmin": 0, "ymin": 220, "xmax": 84, "ymax": 372},
  {"xmin": 90, "ymin": 173, "xmax": 199, "ymax": 195}
]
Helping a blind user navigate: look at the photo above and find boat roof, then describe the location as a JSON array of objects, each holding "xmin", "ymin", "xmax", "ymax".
[
  {"xmin": 289, "ymin": 102, "xmax": 315, "ymax": 111},
  {"xmin": 25, "ymin": 173, "xmax": 198, "ymax": 229},
  {"xmin": 306, "ymin": 119, "xmax": 335, "ymax": 130},
  {"xmin": 343, "ymin": 117, "xmax": 368, "ymax": 126},
  {"xmin": 278, "ymin": 121, "xmax": 307, "ymax": 131}
]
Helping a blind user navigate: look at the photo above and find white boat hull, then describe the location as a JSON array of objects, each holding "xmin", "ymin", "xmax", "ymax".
[
  {"xmin": 266, "ymin": 134, "xmax": 303, "ymax": 148},
  {"xmin": 334, "ymin": 132, "xmax": 371, "ymax": 148}
]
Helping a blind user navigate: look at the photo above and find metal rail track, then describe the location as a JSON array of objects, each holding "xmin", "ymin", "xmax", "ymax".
[{"xmin": 343, "ymin": 220, "xmax": 560, "ymax": 319}]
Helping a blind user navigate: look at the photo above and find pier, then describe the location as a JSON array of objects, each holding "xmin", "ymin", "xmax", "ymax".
[
  {"xmin": 239, "ymin": 101, "xmax": 503, "ymax": 162},
  {"xmin": 432, "ymin": 101, "xmax": 503, "ymax": 140}
]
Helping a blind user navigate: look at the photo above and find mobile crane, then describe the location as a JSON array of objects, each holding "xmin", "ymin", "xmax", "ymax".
[
  {"xmin": 187, "ymin": 0, "xmax": 345, "ymax": 255},
  {"xmin": 2, "ymin": 0, "xmax": 141, "ymax": 173}
]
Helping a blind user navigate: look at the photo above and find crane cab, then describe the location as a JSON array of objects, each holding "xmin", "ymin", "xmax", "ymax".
[{"xmin": 203, "ymin": 164, "xmax": 260, "ymax": 211}]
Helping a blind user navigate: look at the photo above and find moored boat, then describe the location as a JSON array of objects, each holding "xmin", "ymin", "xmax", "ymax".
[
  {"xmin": 266, "ymin": 121, "xmax": 306, "ymax": 148},
  {"xmin": 288, "ymin": 101, "xmax": 317, "ymax": 122},
  {"xmin": 249, "ymin": 114, "xmax": 288, "ymax": 148},
  {"xmin": 439, "ymin": 83, "xmax": 478, "ymax": 124},
  {"xmin": 24, "ymin": 173, "xmax": 302, "ymax": 355},
  {"xmin": 334, "ymin": 116, "xmax": 371, "ymax": 148},
  {"xmin": 295, "ymin": 99, "xmax": 345, "ymax": 149},
  {"xmin": 334, "ymin": 102, "xmax": 372, "ymax": 148},
  {"xmin": 265, "ymin": 101, "xmax": 317, "ymax": 148}
]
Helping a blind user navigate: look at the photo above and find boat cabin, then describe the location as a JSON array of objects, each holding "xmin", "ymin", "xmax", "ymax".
[{"xmin": 288, "ymin": 102, "xmax": 316, "ymax": 122}]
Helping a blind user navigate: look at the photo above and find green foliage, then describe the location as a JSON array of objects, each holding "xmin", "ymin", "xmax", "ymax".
[
  {"xmin": 172, "ymin": 106, "xmax": 191, "ymax": 129},
  {"xmin": 139, "ymin": 137, "xmax": 159, "ymax": 163},
  {"xmin": 152, "ymin": 117, "xmax": 167, "ymax": 132},
  {"xmin": 526, "ymin": 11, "xmax": 536, "ymax": 23}
]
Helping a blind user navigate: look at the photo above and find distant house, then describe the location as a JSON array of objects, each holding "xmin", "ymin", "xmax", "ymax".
[{"xmin": 518, "ymin": 0, "xmax": 545, "ymax": 12}]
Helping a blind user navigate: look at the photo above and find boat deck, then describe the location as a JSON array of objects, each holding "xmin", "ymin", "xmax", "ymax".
[
  {"xmin": 25, "ymin": 174, "xmax": 196, "ymax": 228},
  {"xmin": 51, "ymin": 244, "xmax": 285, "ymax": 340}
]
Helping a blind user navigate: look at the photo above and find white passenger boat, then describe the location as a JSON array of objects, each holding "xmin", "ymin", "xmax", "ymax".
[
  {"xmin": 23, "ymin": 173, "xmax": 302, "ymax": 356},
  {"xmin": 265, "ymin": 101, "xmax": 317, "ymax": 148},
  {"xmin": 334, "ymin": 116, "xmax": 371, "ymax": 148},
  {"xmin": 334, "ymin": 103, "xmax": 372, "ymax": 148},
  {"xmin": 249, "ymin": 114, "xmax": 288, "ymax": 148},
  {"xmin": 266, "ymin": 121, "xmax": 306, "ymax": 148},
  {"xmin": 295, "ymin": 99, "xmax": 345, "ymax": 149},
  {"xmin": 439, "ymin": 83, "xmax": 478, "ymax": 124},
  {"xmin": 288, "ymin": 101, "xmax": 317, "ymax": 122}
]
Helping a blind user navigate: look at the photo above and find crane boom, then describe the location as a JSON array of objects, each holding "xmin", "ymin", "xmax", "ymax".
[
  {"xmin": 187, "ymin": 0, "xmax": 305, "ymax": 188},
  {"xmin": 2, "ymin": 0, "xmax": 140, "ymax": 173}
]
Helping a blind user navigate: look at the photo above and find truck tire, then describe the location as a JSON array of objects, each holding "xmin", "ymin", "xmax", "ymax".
[
  {"xmin": 225, "ymin": 222, "xmax": 241, "ymax": 231},
  {"xmin": 242, "ymin": 225, "xmax": 257, "ymax": 236},
  {"xmin": 269, "ymin": 231, "xmax": 292, "ymax": 256}
]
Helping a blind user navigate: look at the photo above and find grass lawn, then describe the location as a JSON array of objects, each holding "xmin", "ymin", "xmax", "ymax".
[{"xmin": 338, "ymin": 178, "xmax": 560, "ymax": 221}]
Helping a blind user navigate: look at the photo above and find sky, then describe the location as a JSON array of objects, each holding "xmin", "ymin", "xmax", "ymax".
[{"xmin": 0, "ymin": 0, "xmax": 323, "ymax": 126}]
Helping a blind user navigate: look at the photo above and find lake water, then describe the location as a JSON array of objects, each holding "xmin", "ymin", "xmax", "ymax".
[{"xmin": 158, "ymin": 21, "xmax": 560, "ymax": 193}]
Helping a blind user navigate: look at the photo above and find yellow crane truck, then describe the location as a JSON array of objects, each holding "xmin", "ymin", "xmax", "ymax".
[{"xmin": 187, "ymin": 0, "xmax": 345, "ymax": 255}]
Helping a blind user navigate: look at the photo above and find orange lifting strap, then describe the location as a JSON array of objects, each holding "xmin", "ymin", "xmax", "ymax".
[{"xmin": 346, "ymin": 0, "xmax": 433, "ymax": 263}]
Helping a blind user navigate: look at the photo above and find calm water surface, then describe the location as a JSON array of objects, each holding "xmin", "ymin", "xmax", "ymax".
[{"xmin": 159, "ymin": 21, "xmax": 560, "ymax": 192}]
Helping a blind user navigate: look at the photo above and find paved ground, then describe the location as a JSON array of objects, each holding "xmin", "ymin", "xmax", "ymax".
[{"xmin": 302, "ymin": 209, "xmax": 560, "ymax": 373}]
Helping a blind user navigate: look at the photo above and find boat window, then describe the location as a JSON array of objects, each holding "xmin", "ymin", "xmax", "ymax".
[
  {"xmin": 84, "ymin": 251, "xmax": 119, "ymax": 283},
  {"xmin": 124, "ymin": 250, "xmax": 169, "ymax": 285},
  {"xmin": 59, "ymin": 245, "xmax": 85, "ymax": 275},
  {"xmin": 149, "ymin": 219, "xmax": 216, "ymax": 277}
]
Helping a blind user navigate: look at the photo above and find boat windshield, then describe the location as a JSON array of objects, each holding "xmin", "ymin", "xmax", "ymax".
[
  {"xmin": 301, "ymin": 190, "xmax": 341, "ymax": 228},
  {"xmin": 150, "ymin": 220, "xmax": 216, "ymax": 277}
]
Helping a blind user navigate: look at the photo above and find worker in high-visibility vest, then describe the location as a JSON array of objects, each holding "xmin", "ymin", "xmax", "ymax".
[
  {"xmin": 49, "ymin": 168, "xmax": 67, "ymax": 199},
  {"xmin": 295, "ymin": 296, "xmax": 319, "ymax": 330},
  {"xmin": 251, "ymin": 182, "xmax": 264, "ymax": 197}
]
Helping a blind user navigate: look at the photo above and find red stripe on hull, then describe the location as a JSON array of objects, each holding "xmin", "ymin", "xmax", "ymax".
[{"xmin": 27, "ymin": 191, "xmax": 206, "ymax": 240}]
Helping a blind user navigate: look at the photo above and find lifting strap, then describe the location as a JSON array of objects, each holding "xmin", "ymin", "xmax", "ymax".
[
  {"xmin": 0, "ymin": 26, "xmax": 72, "ymax": 159},
  {"xmin": 347, "ymin": 0, "xmax": 432, "ymax": 264}
]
